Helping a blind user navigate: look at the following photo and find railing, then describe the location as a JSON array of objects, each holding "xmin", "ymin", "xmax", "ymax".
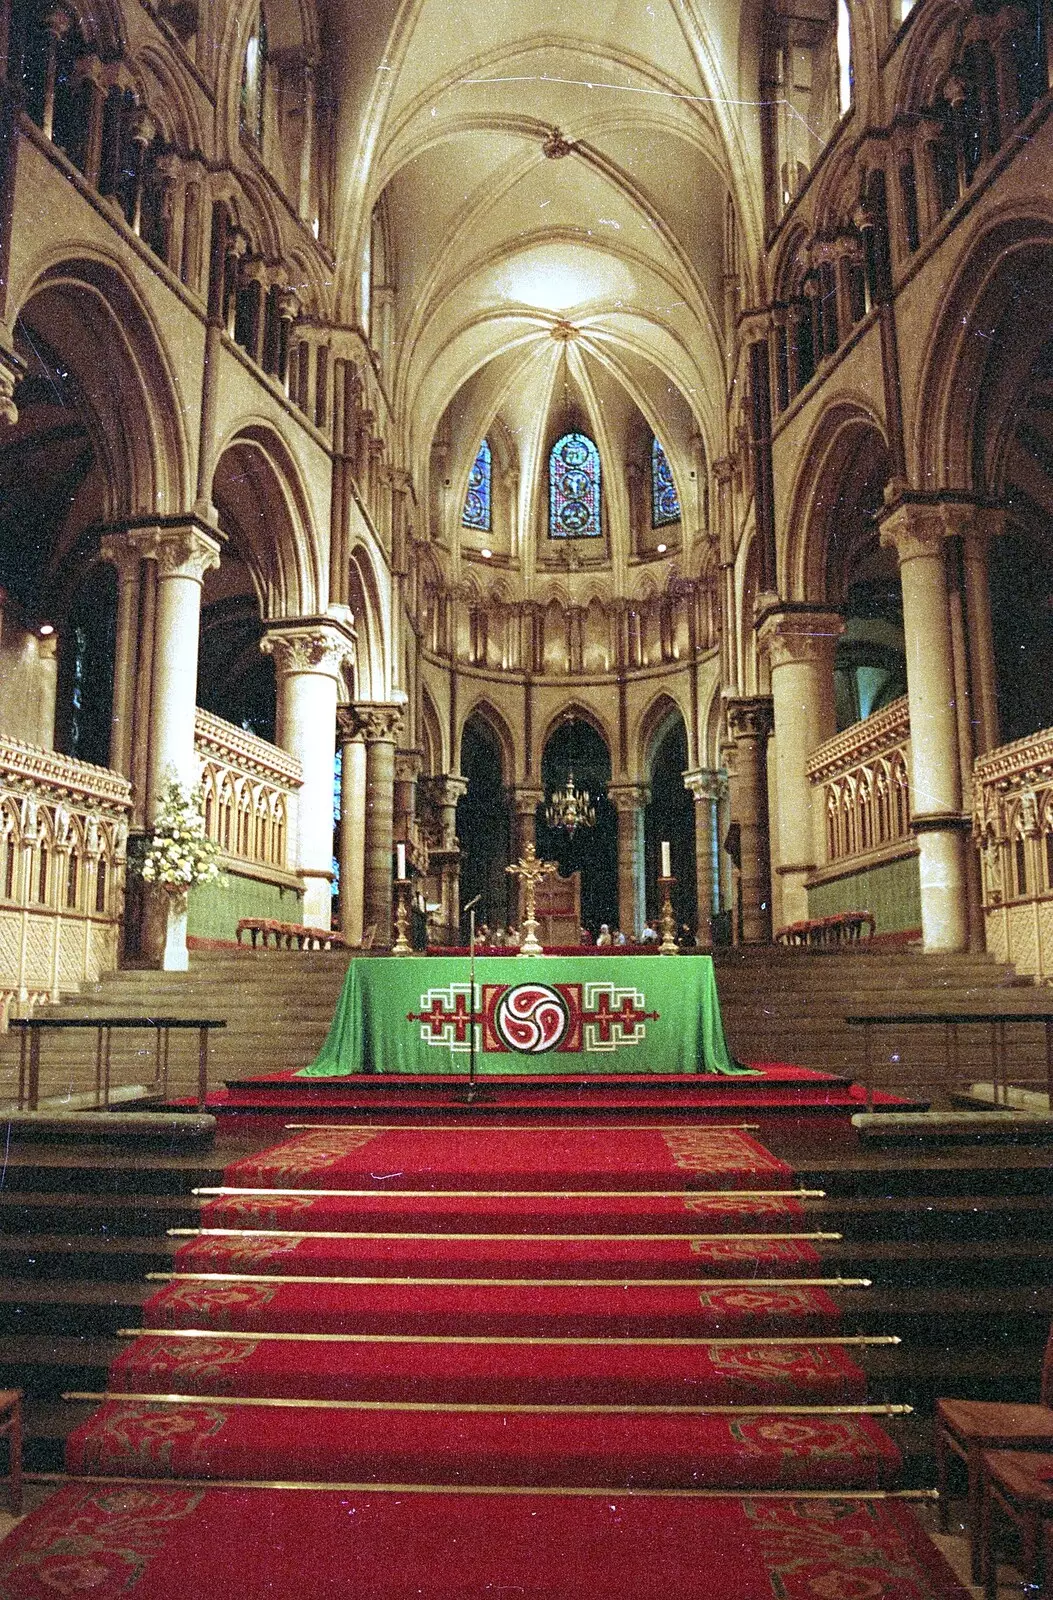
[
  {"xmin": 195, "ymin": 710, "xmax": 302, "ymax": 874},
  {"xmin": 974, "ymin": 724, "xmax": 1053, "ymax": 979},
  {"xmin": 0, "ymin": 738, "xmax": 132, "ymax": 1023},
  {"xmin": 807, "ymin": 697, "xmax": 912, "ymax": 865}
]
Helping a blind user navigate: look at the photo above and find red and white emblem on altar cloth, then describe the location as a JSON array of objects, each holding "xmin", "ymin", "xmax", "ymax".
[{"xmin": 408, "ymin": 981, "xmax": 658, "ymax": 1054}]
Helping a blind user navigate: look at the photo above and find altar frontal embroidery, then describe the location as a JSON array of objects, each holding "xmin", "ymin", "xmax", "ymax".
[{"xmin": 408, "ymin": 981, "xmax": 658, "ymax": 1054}]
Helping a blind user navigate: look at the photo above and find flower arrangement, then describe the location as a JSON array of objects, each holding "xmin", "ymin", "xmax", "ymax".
[{"xmin": 139, "ymin": 779, "xmax": 220, "ymax": 895}]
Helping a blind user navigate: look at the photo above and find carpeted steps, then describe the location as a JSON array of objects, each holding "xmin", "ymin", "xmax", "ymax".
[
  {"xmin": 105, "ymin": 1330, "xmax": 877, "ymax": 1407},
  {"xmin": 0, "ymin": 1114, "xmax": 981, "ymax": 1597},
  {"xmin": 0, "ymin": 1482, "xmax": 970, "ymax": 1600},
  {"xmin": 63, "ymin": 1395, "xmax": 905, "ymax": 1490}
]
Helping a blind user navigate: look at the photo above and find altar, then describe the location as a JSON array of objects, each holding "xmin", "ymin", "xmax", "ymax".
[{"xmin": 298, "ymin": 955, "xmax": 750, "ymax": 1077}]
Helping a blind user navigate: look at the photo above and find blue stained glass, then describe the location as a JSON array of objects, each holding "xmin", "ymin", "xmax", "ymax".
[
  {"xmin": 549, "ymin": 431, "xmax": 601, "ymax": 539},
  {"xmin": 461, "ymin": 439, "xmax": 492, "ymax": 531},
  {"xmin": 651, "ymin": 436, "xmax": 681, "ymax": 527}
]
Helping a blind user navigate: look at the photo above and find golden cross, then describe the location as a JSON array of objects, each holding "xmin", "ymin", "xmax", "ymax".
[{"xmin": 506, "ymin": 842, "xmax": 558, "ymax": 956}]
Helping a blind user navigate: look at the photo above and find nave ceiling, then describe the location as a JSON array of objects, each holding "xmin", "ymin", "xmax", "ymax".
[{"xmin": 319, "ymin": 0, "xmax": 763, "ymax": 595}]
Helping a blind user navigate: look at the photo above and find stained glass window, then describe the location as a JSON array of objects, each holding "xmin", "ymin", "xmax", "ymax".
[
  {"xmin": 461, "ymin": 439, "xmax": 491, "ymax": 531},
  {"xmin": 651, "ymin": 437, "xmax": 681, "ymax": 527},
  {"xmin": 549, "ymin": 432, "xmax": 601, "ymax": 539}
]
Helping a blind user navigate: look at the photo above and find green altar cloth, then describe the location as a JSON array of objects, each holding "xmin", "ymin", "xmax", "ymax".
[{"xmin": 298, "ymin": 955, "xmax": 750, "ymax": 1077}]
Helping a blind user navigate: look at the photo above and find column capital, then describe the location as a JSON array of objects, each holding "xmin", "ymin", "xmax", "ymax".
[
  {"xmin": 263, "ymin": 618, "xmax": 356, "ymax": 679},
  {"xmin": 0, "ymin": 337, "xmax": 26, "ymax": 429},
  {"xmin": 344, "ymin": 699, "xmax": 405, "ymax": 744},
  {"xmin": 394, "ymin": 747, "xmax": 424, "ymax": 785},
  {"xmin": 683, "ymin": 767, "xmax": 728, "ymax": 803},
  {"xmin": 725, "ymin": 695, "xmax": 774, "ymax": 742},
  {"xmin": 509, "ymin": 784, "xmax": 544, "ymax": 816},
  {"xmin": 420, "ymin": 773, "xmax": 468, "ymax": 810},
  {"xmin": 737, "ymin": 307, "xmax": 774, "ymax": 346},
  {"xmin": 757, "ymin": 606, "xmax": 844, "ymax": 670},
  {"xmin": 879, "ymin": 495, "xmax": 1005, "ymax": 563},
  {"xmin": 607, "ymin": 781, "xmax": 650, "ymax": 814},
  {"xmin": 107, "ymin": 523, "xmax": 221, "ymax": 583}
]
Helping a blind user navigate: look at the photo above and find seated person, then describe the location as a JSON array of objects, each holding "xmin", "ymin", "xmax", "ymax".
[
  {"xmin": 491, "ymin": 926, "xmax": 507, "ymax": 947},
  {"xmin": 612, "ymin": 928, "xmax": 627, "ymax": 946},
  {"xmin": 640, "ymin": 921, "xmax": 658, "ymax": 943},
  {"xmin": 578, "ymin": 926, "xmax": 593, "ymax": 945},
  {"xmin": 596, "ymin": 924, "xmax": 612, "ymax": 947},
  {"xmin": 506, "ymin": 925, "xmax": 521, "ymax": 948}
]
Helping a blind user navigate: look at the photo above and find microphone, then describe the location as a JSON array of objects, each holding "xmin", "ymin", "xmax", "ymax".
[{"xmin": 463, "ymin": 895, "xmax": 481, "ymax": 911}]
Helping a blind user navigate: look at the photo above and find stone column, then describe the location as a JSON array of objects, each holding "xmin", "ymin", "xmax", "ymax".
[
  {"xmin": 880, "ymin": 501, "xmax": 970, "ymax": 951},
  {"xmin": 608, "ymin": 783, "xmax": 648, "ymax": 940},
  {"xmin": 136, "ymin": 525, "xmax": 221, "ymax": 814},
  {"xmin": 511, "ymin": 786, "xmax": 543, "ymax": 862},
  {"xmin": 958, "ymin": 508, "xmax": 1004, "ymax": 759},
  {"xmin": 336, "ymin": 711, "xmax": 366, "ymax": 944},
  {"xmin": 98, "ymin": 531, "xmax": 146, "ymax": 782},
  {"xmin": 347, "ymin": 701, "xmax": 405, "ymax": 945},
  {"xmin": 421, "ymin": 774, "xmax": 467, "ymax": 944},
  {"xmin": 262, "ymin": 621, "xmax": 356, "ymax": 928},
  {"xmin": 725, "ymin": 696, "xmax": 774, "ymax": 944},
  {"xmin": 394, "ymin": 747, "xmax": 423, "ymax": 854},
  {"xmin": 683, "ymin": 768, "xmax": 727, "ymax": 949},
  {"xmin": 759, "ymin": 608, "xmax": 842, "ymax": 928}
]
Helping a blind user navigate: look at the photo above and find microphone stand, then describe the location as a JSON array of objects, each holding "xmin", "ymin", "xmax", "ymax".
[{"xmin": 464, "ymin": 898, "xmax": 481, "ymax": 1107}]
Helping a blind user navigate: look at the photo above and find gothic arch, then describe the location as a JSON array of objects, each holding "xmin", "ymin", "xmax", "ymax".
[
  {"xmin": 915, "ymin": 213, "xmax": 1053, "ymax": 492},
  {"xmin": 637, "ymin": 692, "xmax": 688, "ymax": 778},
  {"xmin": 419, "ymin": 685, "xmax": 446, "ymax": 776},
  {"xmin": 347, "ymin": 543, "xmax": 389, "ymax": 703},
  {"xmin": 211, "ymin": 423, "xmax": 320, "ymax": 617},
  {"xmin": 13, "ymin": 252, "xmax": 191, "ymax": 517},
  {"xmin": 458, "ymin": 699, "xmax": 517, "ymax": 782},
  {"xmin": 782, "ymin": 401, "xmax": 890, "ymax": 603}
]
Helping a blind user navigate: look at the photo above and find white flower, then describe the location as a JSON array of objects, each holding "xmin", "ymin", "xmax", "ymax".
[{"xmin": 138, "ymin": 779, "xmax": 220, "ymax": 894}]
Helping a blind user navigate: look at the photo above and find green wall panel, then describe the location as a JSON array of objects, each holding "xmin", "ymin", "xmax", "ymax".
[
  {"xmin": 188, "ymin": 872, "xmax": 304, "ymax": 941},
  {"xmin": 807, "ymin": 853, "xmax": 921, "ymax": 935}
]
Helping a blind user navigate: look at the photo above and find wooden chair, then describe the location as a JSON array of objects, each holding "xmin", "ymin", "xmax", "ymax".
[
  {"xmin": 978, "ymin": 1448, "xmax": 1053, "ymax": 1600},
  {"xmin": 934, "ymin": 1324, "xmax": 1053, "ymax": 1580},
  {"xmin": 0, "ymin": 1390, "xmax": 22, "ymax": 1515}
]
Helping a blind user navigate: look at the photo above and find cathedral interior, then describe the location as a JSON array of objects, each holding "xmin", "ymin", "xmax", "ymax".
[
  {"xmin": 2, "ymin": 0, "xmax": 1053, "ymax": 980},
  {"xmin": 2, "ymin": 1, "xmax": 1053, "ymax": 1590}
]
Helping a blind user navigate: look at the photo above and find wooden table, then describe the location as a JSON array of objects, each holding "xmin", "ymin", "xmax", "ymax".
[
  {"xmin": 845, "ymin": 1009, "xmax": 1053, "ymax": 1111},
  {"xmin": 9, "ymin": 1016, "xmax": 227, "ymax": 1113}
]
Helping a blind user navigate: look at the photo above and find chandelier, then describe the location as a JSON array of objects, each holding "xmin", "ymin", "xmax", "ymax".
[{"xmin": 545, "ymin": 769, "xmax": 596, "ymax": 834}]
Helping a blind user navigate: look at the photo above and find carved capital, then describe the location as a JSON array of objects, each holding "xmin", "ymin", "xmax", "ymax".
[
  {"xmin": 111, "ymin": 524, "xmax": 221, "ymax": 583},
  {"xmin": 683, "ymin": 767, "xmax": 728, "ymax": 804},
  {"xmin": 0, "ymin": 338, "xmax": 27, "ymax": 429},
  {"xmin": 346, "ymin": 700, "xmax": 405, "ymax": 744},
  {"xmin": 420, "ymin": 773, "xmax": 468, "ymax": 811},
  {"xmin": 759, "ymin": 607, "xmax": 843, "ymax": 671},
  {"xmin": 510, "ymin": 785, "xmax": 544, "ymax": 816},
  {"xmin": 607, "ymin": 782, "xmax": 649, "ymax": 815},
  {"xmin": 262, "ymin": 620, "xmax": 356, "ymax": 679},
  {"xmin": 879, "ymin": 497, "xmax": 1004, "ymax": 566},
  {"xmin": 394, "ymin": 747, "xmax": 424, "ymax": 785},
  {"xmin": 725, "ymin": 695, "xmax": 774, "ymax": 742}
]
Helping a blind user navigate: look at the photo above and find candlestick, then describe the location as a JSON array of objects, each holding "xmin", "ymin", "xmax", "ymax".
[
  {"xmin": 657, "ymin": 873, "xmax": 678, "ymax": 955},
  {"xmin": 396, "ymin": 841, "xmax": 407, "ymax": 880},
  {"xmin": 392, "ymin": 876, "xmax": 413, "ymax": 955},
  {"xmin": 661, "ymin": 840, "xmax": 671, "ymax": 878}
]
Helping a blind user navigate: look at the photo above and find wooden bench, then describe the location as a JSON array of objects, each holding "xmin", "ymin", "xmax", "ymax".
[
  {"xmin": 775, "ymin": 910, "xmax": 875, "ymax": 947},
  {"xmin": 236, "ymin": 918, "xmax": 351, "ymax": 950},
  {"xmin": 9, "ymin": 1016, "xmax": 226, "ymax": 1113}
]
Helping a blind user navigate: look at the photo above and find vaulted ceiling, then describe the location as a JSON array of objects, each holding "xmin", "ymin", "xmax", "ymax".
[{"xmin": 321, "ymin": 0, "xmax": 766, "ymax": 589}]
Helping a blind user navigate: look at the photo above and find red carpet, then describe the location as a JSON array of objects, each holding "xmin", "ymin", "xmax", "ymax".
[
  {"xmin": 197, "ymin": 1186, "xmax": 815, "ymax": 1232},
  {"xmin": 0, "ymin": 1112, "xmax": 968, "ymax": 1596},
  {"xmin": 64, "ymin": 1397, "xmax": 903, "ymax": 1489},
  {"xmin": 109, "ymin": 1332, "xmax": 873, "ymax": 1406},
  {"xmin": 142, "ymin": 1274, "xmax": 850, "ymax": 1338},
  {"xmin": 169, "ymin": 1228, "xmax": 826, "ymax": 1278},
  {"xmin": 208, "ymin": 1061, "xmax": 920, "ymax": 1115},
  {"xmin": 0, "ymin": 1484, "xmax": 970, "ymax": 1600},
  {"xmin": 221, "ymin": 1124, "xmax": 792, "ymax": 1190}
]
